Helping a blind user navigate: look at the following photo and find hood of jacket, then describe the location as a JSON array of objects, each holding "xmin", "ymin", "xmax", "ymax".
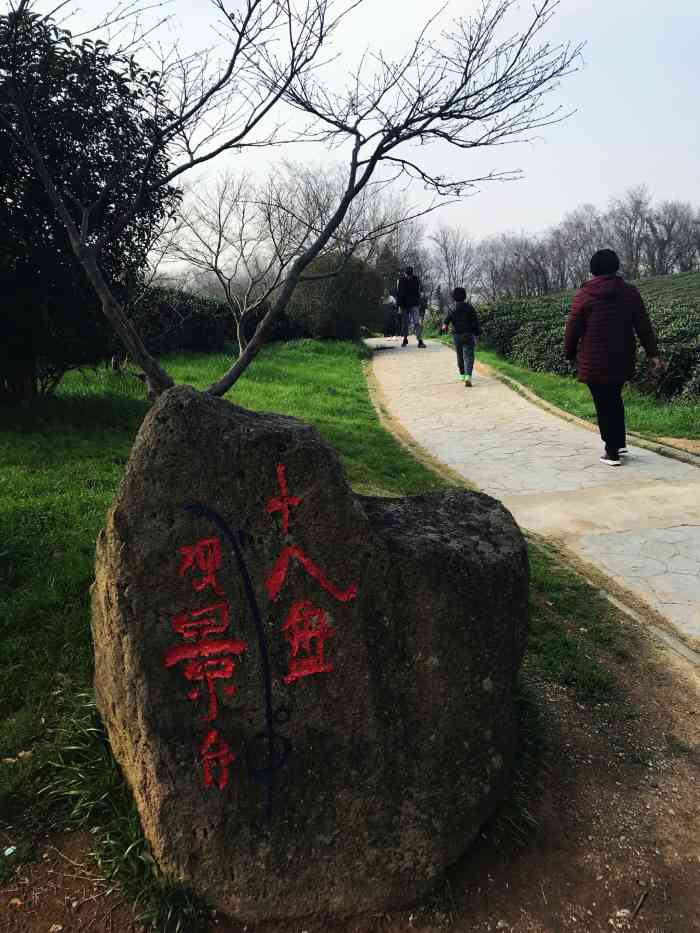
[{"xmin": 581, "ymin": 274, "xmax": 625, "ymax": 300}]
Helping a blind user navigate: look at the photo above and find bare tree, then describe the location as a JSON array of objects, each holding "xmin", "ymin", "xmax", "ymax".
[
  {"xmin": 379, "ymin": 218, "xmax": 434, "ymax": 298},
  {"xmin": 472, "ymin": 233, "xmax": 546, "ymax": 300},
  {"xmin": 553, "ymin": 204, "xmax": 609, "ymax": 287},
  {"xmin": 173, "ymin": 164, "xmax": 427, "ymax": 348},
  {"xmin": 607, "ymin": 185, "xmax": 651, "ymax": 280},
  {"xmin": 173, "ymin": 172, "xmax": 280, "ymax": 350},
  {"xmin": 455, "ymin": 190, "xmax": 700, "ymax": 304},
  {"xmin": 543, "ymin": 225, "xmax": 570, "ymax": 292},
  {"xmin": 2, "ymin": 0, "xmax": 580, "ymax": 398},
  {"xmin": 1, "ymin": 0, "xmax": 345, "ymax": 394},
  {"xmin": 204, "ymin": 0, "xmax": 581, "ymax": 394},
  {"xmin": 643, "ymin": 200, "xmax": 698, "ymax": 276},
  {"xmin": 430, "ymin": 225, "xmax": 476, "ymax": 295}
]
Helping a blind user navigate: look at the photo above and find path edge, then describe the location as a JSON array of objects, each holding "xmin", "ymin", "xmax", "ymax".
[
  {"xmin": 363, "ymin": 356, "xmax": 475, "ymax": 491},
  {"xmin": 536, "ymin": 534, "xmax": 700, "ymax": 666},
  {"xmin": 475, "ymin": 359, "xmax": 700, "ymax": 470},
  {"xmin": 365, "ymin": 345, "xmax": 700, "ymax": 670}
]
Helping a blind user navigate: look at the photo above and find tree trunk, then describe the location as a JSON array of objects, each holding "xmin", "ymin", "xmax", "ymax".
[
  {"xmin": 0, "ymin": 355, "xmax": 37, "ymax": 403},
  {"xmin": 79, "ymin": 251, "xmax": 174, "ymax": 398},
  {"xmin": 236, "ymin": 310, "xmax": 253, "ymax": 353}
]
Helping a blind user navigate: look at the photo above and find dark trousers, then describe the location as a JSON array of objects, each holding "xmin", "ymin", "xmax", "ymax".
[
  {"xmin": 453, "ymin": 334, "xmax": 475, "ymax": 376},
  {"xmin": 587, "ymin": 382, "xmax": 626, "ymax": 455}
]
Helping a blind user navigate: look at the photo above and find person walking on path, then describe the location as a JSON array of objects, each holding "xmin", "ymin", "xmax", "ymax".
[
  {"xmin": 396, "ymin": 266, "xmax": 426, "ymax": 348},
  {"xmin": 383, "ymin": 295, "xmax": 399, "ymax": 338},
  {"xmin": 564, "ymin": 249, "xmax": 663, "ymax": 466},
  {"xmin": 441, "ymin": 287, "xmax": 481, "ymax": 386}
]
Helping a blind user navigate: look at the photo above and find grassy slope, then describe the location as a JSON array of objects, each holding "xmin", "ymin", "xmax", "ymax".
[
  {"xmin": 1, "ymin": 339, "xmax": 633, "ymax": 915},
  {"xmin": 473, "ymin": 269, "xmax": 700, "ymax": 440},
  {"xmin": 476, "ymin": 348, "xmax": 700, "ymax": 440},
  {"xmin": 547, "ymin": 269, "xmax": 700, "ymax": 304}
]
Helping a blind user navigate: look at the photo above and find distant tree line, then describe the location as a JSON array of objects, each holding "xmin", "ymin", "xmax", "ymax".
[
  {"xmin": 472, "ymin": 185, "xmax": 700, "ymax": 299},
  {"xmin": 371, "ymin": 186, "xmax": 700, "ymax": 310}
]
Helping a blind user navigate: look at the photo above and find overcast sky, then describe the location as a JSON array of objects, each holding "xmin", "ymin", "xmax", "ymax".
[{"xmin": 48, "ymin": 0, "xmax": 700, "ymax": 239}]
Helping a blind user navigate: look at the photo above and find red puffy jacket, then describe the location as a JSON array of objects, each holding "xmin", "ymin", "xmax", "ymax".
[{"xmin": 564, "ymin": 275, "xmax": 658, "ymax": 384}]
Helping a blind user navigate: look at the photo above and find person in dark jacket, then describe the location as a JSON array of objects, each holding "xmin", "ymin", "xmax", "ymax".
[
  {"xmin": 441, "ymin": 287, "xmax": 481, "ymax": 386},
  {"xmin": 396, "ymin": 266, "xmax": 426, "ymax": 348},
  {"xmin": 564, "ymin": 249, "xmax": 663, "ymax": 465}
]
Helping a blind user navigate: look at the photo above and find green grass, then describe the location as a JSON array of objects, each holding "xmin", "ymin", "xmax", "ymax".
[
  {"xmin": 164, "ymin": 340, "xmax": 450, "ymax": 496},
  {"xmin": 546, "ymin": 269, "xmax": 700, "ymax": 304},
  {"xmin": 476, "ymin": 347, "xmax": 700, "ymax": 440},
  {"xmin": 0, "ymin": 338, "xmax": 637, "ymax": 925},
  {"xmin": 526, "ymin": 541, "xmax": 629, "ymax": 701}
]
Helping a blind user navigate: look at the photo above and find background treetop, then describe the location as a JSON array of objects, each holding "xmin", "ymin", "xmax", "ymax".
[{"xmin": 1, "ymin": 0, "xmax": 581, "ymax": 398}]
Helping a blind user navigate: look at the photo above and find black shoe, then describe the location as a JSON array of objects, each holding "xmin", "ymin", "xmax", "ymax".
[
  {"xmin": 417, "ymin": 341, "xmax": 426, "ymax": 348},
  {"xmin": 401, "ymin": 338, "xmax": 408, "ymax": 347},
  {"xmin": 600, "ymin": 449, "xmax": 621, "ymax": 466}
]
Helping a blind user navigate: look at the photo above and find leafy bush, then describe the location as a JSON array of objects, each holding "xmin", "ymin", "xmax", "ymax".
[
  {"xmin": 479, "ymin": 289, "xmax": 700, "ymax": 399},
  {"xmin": 127, "ymin": 287, "xmax": 229, "ymax": 356},
  {"xmin": 287, "ymin": 254, "xmax": 384, "ymax": 340},
  {"xmin": 0, "ymin": 12, "xmax": 178, "ymax": 400},
  {"xmin": 479, "ymin": 299, "xmax": 531, "ymax": 357},
  {"xmin": 510, "ymin": 320, "xmax": 572, "ymax": 376}
]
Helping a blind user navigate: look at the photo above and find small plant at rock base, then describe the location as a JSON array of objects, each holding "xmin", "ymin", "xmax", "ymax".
[{"xmin": 40, "ymin": 693, "xmax": 210, "ymax": 933}]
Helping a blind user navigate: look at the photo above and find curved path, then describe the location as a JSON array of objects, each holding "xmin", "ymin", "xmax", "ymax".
[{"xmin": 367, "ymin": 338, "xmax": 700, "ymax": 647}]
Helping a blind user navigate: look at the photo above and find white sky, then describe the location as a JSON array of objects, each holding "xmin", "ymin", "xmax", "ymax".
[{"xmin": 44, "ymin": 0, "xmax": 700, "ymax": 238}]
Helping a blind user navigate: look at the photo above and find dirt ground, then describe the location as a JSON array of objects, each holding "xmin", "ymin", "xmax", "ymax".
[{"xmin": 2, "ymin": 626, "xmax": 699, "ymax": 933}]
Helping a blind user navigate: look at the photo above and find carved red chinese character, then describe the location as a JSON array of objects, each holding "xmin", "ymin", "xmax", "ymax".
[
  {"xmin": 265, "ymin": 463, "xmax": 302, "ymax": 534},
  {"xmin": 164, "ymin": 602, "xmax": 247, "ymax": 721},
  {"xmin": 178, "ymin": 537, "xmax": 224, "ymax": 595},
  {"xmin": 281, "ymin": 599, "xmax": 335, "ymax": 685},
  {"xmin": 200, "ymin": 729, "xmax": 235, "ymax": 790},
  {"xmin": 164, "ymin": 638, "xmax": 247, "ymax": 721},
  {"xmin": 265, "ymin": 545, "xmax": 358, "ymax": 604},
  {"xmin": 171, "ymin": 601, "xmax": 230, "ymax": 641}
]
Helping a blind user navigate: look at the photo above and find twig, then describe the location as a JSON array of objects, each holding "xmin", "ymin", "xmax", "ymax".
[{"xmin": 631, "ymin": 889, "xmax": 649, "ymax": 922}]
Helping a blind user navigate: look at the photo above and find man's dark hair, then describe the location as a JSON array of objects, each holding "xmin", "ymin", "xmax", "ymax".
[
  {"xmin": 452, "ymin": 286, "xmax": 466, "ymax": 302},
  {"xmin": 590, "ymin": 249, "xmax": 620, "ymax": 276},
  {"xmin": 405, "ymin": 266, "xmax": 414, "ymax": 275}
]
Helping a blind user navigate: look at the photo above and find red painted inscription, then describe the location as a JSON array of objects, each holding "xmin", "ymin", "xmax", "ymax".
[
  {"xmin": 282, "ymin": 600, "xmax": 335, "ymax": 684},
  {"xmin": 265, "ymin": 463, "xmax": 302, "ymax": 534},
  {"xmin": 200, "ymin": 729, "xmax": 235, "ymax": 790},
  {"xmin": 265, "ymin": 545, "xmax": 359, "ymax": 604},
  {"xmin": 165, "ymin": 602, "xmax": 247, "ymax": 732},
  {"xmin": 164, "ymin": 636, "xmax": 247, "ymax": 721},
  {"xmin": 265, "ymin": 463, "xmax": 359, "ymax": 689},
  {"xmin": 179, "ymin": 537, "xmax": 224, "ymax": 595}
]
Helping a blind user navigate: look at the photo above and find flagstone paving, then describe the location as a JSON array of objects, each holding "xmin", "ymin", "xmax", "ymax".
[{"xmin": 367, "ymin": 338, "xmax": 700, "ymax": 645}]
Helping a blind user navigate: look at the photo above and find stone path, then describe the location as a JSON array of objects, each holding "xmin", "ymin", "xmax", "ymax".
[{"xmin": 366, "ymin": 338, "xmax": 700, "ymax": 646}]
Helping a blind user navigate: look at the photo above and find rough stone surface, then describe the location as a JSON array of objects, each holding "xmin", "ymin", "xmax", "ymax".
[{"xmin": 92, "ymin": 385, "xmax": 528, "ymax": 922}]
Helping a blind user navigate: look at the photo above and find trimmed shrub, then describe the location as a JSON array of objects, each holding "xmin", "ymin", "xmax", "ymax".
[
  {"xmin": 126, "ymin": 287, "xmax": 229, "ymax": 356},
  {"xmin": 479, "ymin": 292, "xmax": 700, "ymax": 399},
  {"xmin": 510, "ymin": 320, "xmax": 572, "ymax": 376},
  {"xmin": 287, "ymin": 255, "xmax": 384, "ymax": 340}
]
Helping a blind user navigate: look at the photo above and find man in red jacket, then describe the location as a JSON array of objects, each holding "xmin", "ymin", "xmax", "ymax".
[{"xmin": 564, "ymin": 249, "xmax": 663, "ymax": 466}]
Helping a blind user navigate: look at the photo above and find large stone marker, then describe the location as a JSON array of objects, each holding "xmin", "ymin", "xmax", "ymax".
[{"xmin": 92, "ymin": 386, "xmax": 528, "ymax": 922}]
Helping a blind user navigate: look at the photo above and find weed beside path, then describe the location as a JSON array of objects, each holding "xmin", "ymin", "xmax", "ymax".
[{"xmin": 477, "ymin": 348, "xmax": 700, "ymax": 442}]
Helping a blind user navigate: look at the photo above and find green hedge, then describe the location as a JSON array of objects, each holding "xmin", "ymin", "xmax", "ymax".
[
  {"xmin": 479, "ymin": 294, "xmax": 700, "ymax": 399},
  {"xmin": 127, "ymin": 286, "xmax": 229, "ymax": 356},
  {"xmin": 286, "ymin": 255, "xmax": 384, "ymax": 340}
]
